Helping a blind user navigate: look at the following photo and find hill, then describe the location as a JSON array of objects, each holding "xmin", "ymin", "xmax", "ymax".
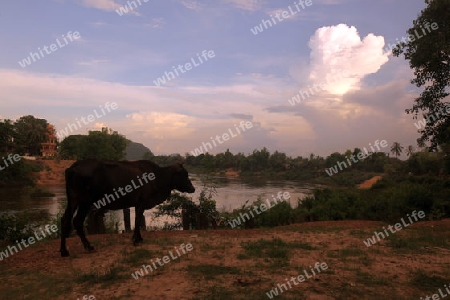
[{"xmin": 125, "ymin": 142, "xmax": 153, "ymax": 161}]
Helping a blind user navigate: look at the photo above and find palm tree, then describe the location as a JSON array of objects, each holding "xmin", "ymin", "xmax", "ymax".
[
  {"xmin": 390, "ymin": 142, "xmax": 404, "ymax": 159},
  {"xmin": 406, "ymin": 145, "xmax": 415, "ymax": 157}
]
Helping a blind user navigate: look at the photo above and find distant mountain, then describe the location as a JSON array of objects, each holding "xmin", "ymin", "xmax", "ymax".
[{"xmin": 125, "ymin": 141, "xmax": 153, "ymax": 161}]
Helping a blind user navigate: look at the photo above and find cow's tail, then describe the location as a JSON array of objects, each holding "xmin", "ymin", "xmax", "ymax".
[{"xmin": 60, "ymin": 166, "xmax": 79, "ymax": 256}]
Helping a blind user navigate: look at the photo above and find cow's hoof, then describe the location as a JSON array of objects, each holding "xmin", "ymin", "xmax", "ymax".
[
  {"xmin": 133, "ymin": 240, "xmax": 142, "ymax": 246},
  {"xmin": 60, "ymin": 250, "xmax": 70, "ymax": 257},
  {"xmin": 85, "ymin": 245, "xmax": 95, "ymax": 252}
]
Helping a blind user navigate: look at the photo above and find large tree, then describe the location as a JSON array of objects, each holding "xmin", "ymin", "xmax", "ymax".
[
  {"xmin": 13, "ymin": 115, "xmax": 48, "ymax": 155},
  {"xmin": 59, "ymin": 128, "xmax": 128, "ymax": 160},
  {"xmin": 393, "ymin": 0, "xmax": 450, "ymax": 150}
]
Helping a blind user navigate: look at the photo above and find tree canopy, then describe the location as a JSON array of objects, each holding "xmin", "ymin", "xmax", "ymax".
[
  {"xmin": 393, "ymin": 0, "xmax": 450, "ymax": 150},
  {"xmin": 59, "ymin": 128, "xmax": 128, "ymax": 160},
  {"xmin": 0, "ymin": 115, "xmax": 49, "ymax": 156}
]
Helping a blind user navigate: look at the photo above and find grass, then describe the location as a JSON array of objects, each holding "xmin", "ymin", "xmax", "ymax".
[
  {"xmin": 74, "ymin": 265, "xmax": 129, "ymax": 287},
  {"xmin": 410, "ymin": 269, "xmax": 450, "ymax": 292},
  {"xmin": 238, "ymin": 238, "xmax": 290, "ymax": 260},
  {"xmin": 237, "ymin": 238, "xmax": 318, "ymax": 270},
  {"xmin": 0, "ymin": 272, "xmax": 72, "ymax": 300},
  {"xmin": 2, "ymin": 218, "xmax": 450, "ymax": 299},
  {"xmin": 120, "ymin": 248, "xmax": 155, "ymax": 266},
  {"xmin": 385, "ymin": 229, "xmax": 450, "ymax": 253},
  {"xmin": 355, "ymin": 270, "xmax": 389, "ymax": 286}
]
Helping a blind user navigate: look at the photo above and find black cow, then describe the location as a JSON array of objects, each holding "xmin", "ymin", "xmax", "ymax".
[{"xmin": 60, "ymin": 159, "xmax": 195, "ymax": 257}]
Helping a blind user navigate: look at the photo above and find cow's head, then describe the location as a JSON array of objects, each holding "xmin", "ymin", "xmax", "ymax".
[{"xmin": 172, "ymin": 163, "xmax": 195, "ymax": 193}]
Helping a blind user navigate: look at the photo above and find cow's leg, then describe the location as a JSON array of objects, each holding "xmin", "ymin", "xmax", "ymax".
[
  {"xmin": 73, "ymin": 202, "xmax": 95, "ymax": 252},
  {"xmin": 60, "ymin": 201, "xmax": 77, "ymax": 257},
  {"xmin": 133, "ymin": 206, "xmax": 145, "ymax": 245}
]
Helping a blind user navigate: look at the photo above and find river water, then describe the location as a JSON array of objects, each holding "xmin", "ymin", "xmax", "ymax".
[{"xmin": 0, "ymin": 174, "xmax": 317, "ymax": 230}]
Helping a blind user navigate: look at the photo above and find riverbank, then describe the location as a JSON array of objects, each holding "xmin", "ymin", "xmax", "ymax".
[
  {"xmin": 0, "ymin": 219, "xmax": 449, "ymax": 299},
  {"xmin": 34, "ymin": 160, "xmax": 75, "ymax": 186}
]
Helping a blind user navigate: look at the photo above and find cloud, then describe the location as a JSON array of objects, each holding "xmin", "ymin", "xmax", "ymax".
[
  {"xmin": 81, "ymin": 0, "xmax": 122, "ymax": 11},
  {"xmin": 145, "ymin": 18, "xmax": 165, "ymax": 29},
  {"xmin": 265, "ymin": 8, "xmax": 299, "ymax": 21},
  {"xmin": 307, "ymin": 24, "xmax": 389, "ymax": 95},
  {"xmin": 222, "ymin": 0, "xmax": 263, "ymax": 11},
  {"xmin": 181, "ymin": 0, "xmax": 204, "ymax": 11},
  {"xmin": 0, "ymin": 68, "xmax": 418, "ymax": 157},
  {"xmin": 126, "ymin": 111, "xmax": 196, "ymax": 140},
  {"xmin": 80, "ymin": 0, "xmax": 140, "ymax": 15},
  {"xmin": 78, "ymin": 59, "xmax": 110, "ymax": 66},
  {"xmin": 229, "ymin": 113, "xmax": 253, "ymax": 120}
]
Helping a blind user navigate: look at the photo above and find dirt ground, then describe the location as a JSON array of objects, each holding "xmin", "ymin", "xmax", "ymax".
[
  {"xmin": 0, "ymin": 219, "xmax": 449, "ymax": 300},
  {"xmin": 34, "ymin": 159, "xmax": 75, "ymax": 186},
  {"xmin": 16, "ymin": 165, "xmax": 447, "ymax": 299},
  {"xmin": 358, "ymin": 176, "xmax": 383, "ymax": 189}
]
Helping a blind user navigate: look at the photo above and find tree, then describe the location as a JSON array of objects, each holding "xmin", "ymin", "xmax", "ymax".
[
  {"xmin": 13, "ymin": 115, "xmax": 48, "ymax": 155},
  {"xmin": 406, "ymin": 145, "xmax": 415, "ymax": 157},
  {"xmin": 390, "ymin": 142, "xmax": 404, "ymax": 159},
  {"xmin": 0, "ymin": 119, "xmax": 16, "ymax": 153},
  {"xmin": 393, "ymin": 0, "xmax": 450, "ymax": 150},
  {"xmin": 58, "ymin": 128, "xmax": 128, "ymax": 160}
]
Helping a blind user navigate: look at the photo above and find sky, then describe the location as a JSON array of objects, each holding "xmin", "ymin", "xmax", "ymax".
[{"xmin": 0, "ymin": 0, "xmax": 431, "ymax": 158}]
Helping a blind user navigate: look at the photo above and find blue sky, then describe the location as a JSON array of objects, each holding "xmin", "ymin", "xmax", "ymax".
[{"xmin": 0, "ymin": 0, "xmax": 430, "ymax": 157}]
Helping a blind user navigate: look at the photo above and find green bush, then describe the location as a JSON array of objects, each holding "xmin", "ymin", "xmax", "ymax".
[{"xmin": 0, "ymin": 158, "xmax": 36, "ymax": 186}]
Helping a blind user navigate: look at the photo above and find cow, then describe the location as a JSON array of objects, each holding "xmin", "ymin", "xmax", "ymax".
[{"xmin": 60, "ymin": 159, "xmax": 195, "ymax": 257}]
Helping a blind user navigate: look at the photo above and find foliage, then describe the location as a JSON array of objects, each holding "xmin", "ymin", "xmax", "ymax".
[
  {"xmin": 390, "ymin": 142, "xmax": 404, "ymax": 158},
  {"xmin": 393, "ymin": 0, "xmax": 450, "ymax": 150},
  {"xmin": 0, "ymin": 157, "xmax": 37, "ymax": 186},
  {"xmin": 0, "ymin": 119, "xmax": 16, "ymax": 153},
  {"xmin": 12, "ymin": 115, "xmax": 49, "ymax": 156},
  {"xmin": 186, "ymin": 147, "xmax": 399, "ymax": 183},
  {"xmin": 295, "ymin": 174, "xmax": 450, "ymax": 222},
  {"xmin": 407, "ymin": 150, "xmax": 445, "ymax": 174},
  {"xmin": 0, "ymin": 210, "xmax": 53, "ymax": 242},
  {"xmin": 59, "ymin": 128, "xmax": 128, "ymax": 160},
  {"xmin": 154, "ymin": 177, "xmax": 220, "ymax": 229}
]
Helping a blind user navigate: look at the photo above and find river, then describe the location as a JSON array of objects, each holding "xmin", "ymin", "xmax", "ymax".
[{"xmin": 0, "ymin": 174, "xmax": 317, "ymax": 230}]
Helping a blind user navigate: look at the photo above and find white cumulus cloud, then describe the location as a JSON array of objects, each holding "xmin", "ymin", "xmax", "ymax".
[{"xmin": 308, "ymin": 23, "xmax": 389, "ymax": 94}]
